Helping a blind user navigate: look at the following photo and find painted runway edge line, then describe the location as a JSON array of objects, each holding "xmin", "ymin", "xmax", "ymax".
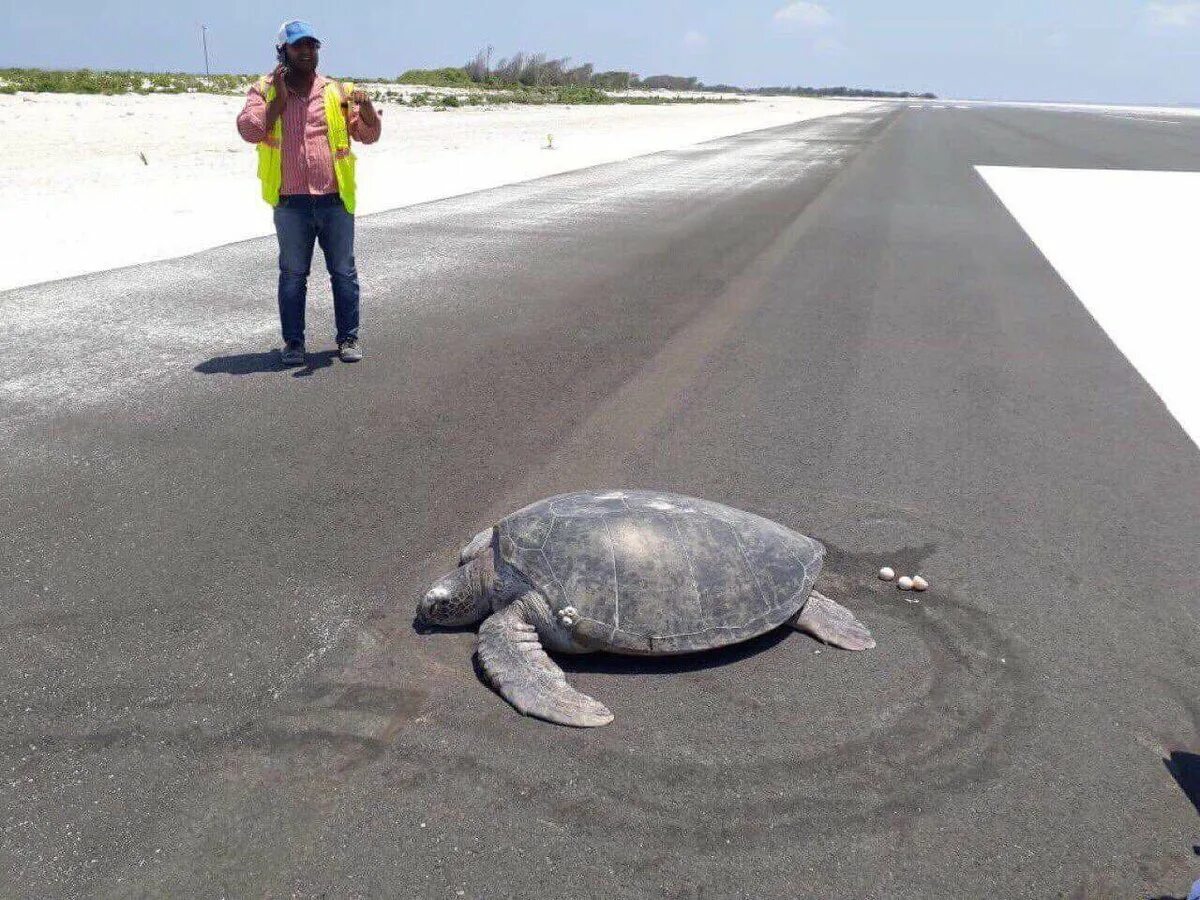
[{"xmin": 976, "ymin": 164, "xmax": 1200, "ymax": 450}]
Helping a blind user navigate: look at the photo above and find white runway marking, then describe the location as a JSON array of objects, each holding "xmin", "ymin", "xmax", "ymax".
[
  {"xmin": 1100, "ymin": 113, "xmax": 1181, "ymax": 125},
  {"xmin": 977, "ymin": 165, "xmax": 1200, "ymax": 448}
]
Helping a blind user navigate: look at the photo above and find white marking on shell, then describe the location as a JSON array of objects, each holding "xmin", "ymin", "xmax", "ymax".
[
  {"xmin": 878, "ymin": 567, "xmax": 896, "ymax": 581},
  {"xmin": 646, "ymin": 500, "xmax": 675, "ymax": 511},
  {"xmin": 897, "ymin": 576, "xmax": 914, "ymax": 591},
  {"xmin": 595, "ymin": 492, "xmax": 626, "ymax": 500}
]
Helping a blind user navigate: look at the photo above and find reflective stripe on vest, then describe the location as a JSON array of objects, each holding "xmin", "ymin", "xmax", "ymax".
[{"xmin": 254, "ymin": 77, "xmax": 357, "ymax": 214}]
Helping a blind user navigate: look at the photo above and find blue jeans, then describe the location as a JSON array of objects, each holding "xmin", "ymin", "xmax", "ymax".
[{"xmin": 273, "ymin": 194, "xmax": 360, "ymax": 345}]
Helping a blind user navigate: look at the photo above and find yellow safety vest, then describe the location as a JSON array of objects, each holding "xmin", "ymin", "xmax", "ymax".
[{"xmin": 255, "ymin": 76, "xmax": 358, "ymax": 214}]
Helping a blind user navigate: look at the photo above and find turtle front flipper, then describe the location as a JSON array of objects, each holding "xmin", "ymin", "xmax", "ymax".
[
  {"xmin": 477, "ymin": 596, "xmax": 614, "ymax": 728},
  {"xmin": 789, "ymin": 590, "xmax": 876, "ymax": 651}
]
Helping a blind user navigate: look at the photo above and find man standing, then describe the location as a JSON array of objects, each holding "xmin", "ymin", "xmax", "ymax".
[{"xmin": 236, "ymin": 20, "xmax": 381, "ymax": 365}]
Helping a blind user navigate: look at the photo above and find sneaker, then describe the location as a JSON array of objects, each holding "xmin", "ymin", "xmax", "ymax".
[
  {"xmin": 280, "ymin": 340, "xmax": 306, "ymax": 366},
  {"xmin": 338, "ymin": 338, "xmax": 363, "ymax": 363}
]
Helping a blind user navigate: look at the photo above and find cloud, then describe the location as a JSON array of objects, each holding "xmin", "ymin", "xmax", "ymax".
[
  {"xmin": 773, "ymin": 2, "xmax": 834, "ymax": 28},
  {"xmin": 1146, "ymin": 1, "xmax": 1200, "ymax": 27},
  {"xmin": 682, "ymin": 29, "xmax": 709, "ymax": 50}
]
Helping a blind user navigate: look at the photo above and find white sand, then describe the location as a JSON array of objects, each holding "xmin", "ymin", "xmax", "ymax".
[{"xmin": 0, "ymin": 90, "xmax": 878, "ymax": 290}]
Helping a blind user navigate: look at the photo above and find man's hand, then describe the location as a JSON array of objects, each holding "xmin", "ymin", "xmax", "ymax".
[
  {"xmin": 350, "ymin": 89, "xmax": 379, "ymax": 126},
  {"xmin": 268, "ymin": 63, "xmax": 290, "ymax": 99},
  {"xmin": 263, "ymin": 64, "xmax": 288, "ymax": 124}
]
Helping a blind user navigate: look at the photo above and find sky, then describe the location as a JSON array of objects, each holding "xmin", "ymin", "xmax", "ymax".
[{"xmin": 2, "ymin": 0, "xmax": 1198, "ymax": 105}]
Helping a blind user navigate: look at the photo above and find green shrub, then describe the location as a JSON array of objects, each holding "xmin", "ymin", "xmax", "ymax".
[
  {"xmin": 396, "ymin": 67, "xmax": 473, "ymax": 88},
  {"xmin": 0, "ymin": 65, "xmax": 745, "ymax": 107},
  {"xmin": 0, "ymin": 67, "xmax": 260, "ymax": 96},
  {"xmin": 554, "ymin": 85, "xmax": 610, "ymax": 105}
]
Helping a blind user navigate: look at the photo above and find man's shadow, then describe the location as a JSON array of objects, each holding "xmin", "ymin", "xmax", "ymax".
[
  {"xmin": 1165, "ymin": 751, "xmax": 1200, "ymax": 819},
  {"xmin": 194, "ymin": 350, "xmax": 337, "ymax": 378},
  {"xmin": 1158, "ymin": 750, "xmax": 1200, "ymax": 900}
]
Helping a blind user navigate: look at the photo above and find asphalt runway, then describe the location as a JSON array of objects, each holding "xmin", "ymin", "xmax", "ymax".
[{"xmin": 2, "ymin": 103, "xmax": 1199, "ymax": 898}]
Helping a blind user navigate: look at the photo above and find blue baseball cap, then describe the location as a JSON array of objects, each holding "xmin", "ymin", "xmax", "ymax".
[{"xmin": 276, "ymin": 19, "xmax": 320, "ymax": 48}]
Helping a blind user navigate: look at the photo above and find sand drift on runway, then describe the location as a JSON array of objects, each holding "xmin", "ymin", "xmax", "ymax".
[{"xmin": 0, "ymin": 114, "xmax": 874, "ymax": 445}]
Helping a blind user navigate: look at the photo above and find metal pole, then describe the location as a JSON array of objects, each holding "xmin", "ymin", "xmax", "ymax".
[{"xmin": 201, "ymin": 24, "xmax": 210, "ymax": 76}]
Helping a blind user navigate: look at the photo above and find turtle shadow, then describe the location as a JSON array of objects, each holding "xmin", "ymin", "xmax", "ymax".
[
  {"xmin": 410, "ymin": 615, "xmax": 476, "ymax": 637},
  {"xmin": 194, "ymin": 350, "xmax": 337, "ymax": 377},
  {"xmin": 556, "ymin": 627, "xmax": 794, "ymax": 675}
]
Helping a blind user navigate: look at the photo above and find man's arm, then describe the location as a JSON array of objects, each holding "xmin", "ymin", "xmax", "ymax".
[
  {"xmin": 347, "ymin": 88, "xmax": 381, "ymax": 144},
  {"xmin": 236, "ymin": 67, "xmax": 288, "ymax": 144}
]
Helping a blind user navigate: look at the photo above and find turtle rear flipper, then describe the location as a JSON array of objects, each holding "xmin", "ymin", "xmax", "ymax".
[
  {"xmin": 789, "ymin": 590, "xmax": 876, "ymax": 651},
  {"xmin": 458, "ymin": 527, "xmax": 495, "ymax": 566},
  {"xmin": 477, "ymin": 597, "xmax": 614, "ymax": 728}
]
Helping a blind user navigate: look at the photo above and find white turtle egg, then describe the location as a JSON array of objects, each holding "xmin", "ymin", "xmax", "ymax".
[
  {"xmin": 878, "ymin": 567, "xmax": 896, "ymax": 582},
  {"xmin": 897, "ymin": 576, "xmax": 914, "ymax": 591},
  {"xmin": 911, "ymin": 575, "xmax": 929, "ymax": 592}
]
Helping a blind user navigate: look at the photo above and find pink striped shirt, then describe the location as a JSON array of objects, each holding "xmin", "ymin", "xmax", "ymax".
[{"xmin": 236, "ymin": 73, "xmax": 381, "ymax": 197}]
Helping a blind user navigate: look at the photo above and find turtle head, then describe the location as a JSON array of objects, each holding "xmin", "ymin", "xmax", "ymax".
[{"xmin": 418, "ymin": 554, "xmax": 495, "ymax": 627}]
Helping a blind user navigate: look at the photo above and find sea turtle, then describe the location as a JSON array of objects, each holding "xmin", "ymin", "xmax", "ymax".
[{"xmin": 417, "ymin": 490, "xmax": 875, "ymax": 727}]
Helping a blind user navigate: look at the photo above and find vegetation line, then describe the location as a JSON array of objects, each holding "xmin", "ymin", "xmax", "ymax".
[{"xmin": 0, "ymin": 52, "xmax": 935, "ymax": 105}]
